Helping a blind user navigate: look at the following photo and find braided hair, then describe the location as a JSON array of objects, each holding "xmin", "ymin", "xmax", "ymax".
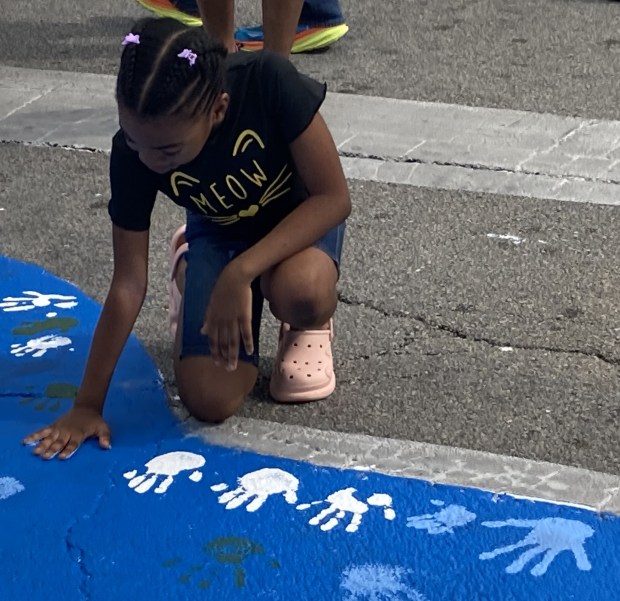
[{"xmin": 116, "ymin": 17, "xmax": 227, "ymax": 119}]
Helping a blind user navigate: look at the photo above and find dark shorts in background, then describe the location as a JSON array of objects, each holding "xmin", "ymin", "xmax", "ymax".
[{"xmin": 181, "ymin": 211, "xmax": 346, "ymax": 366}]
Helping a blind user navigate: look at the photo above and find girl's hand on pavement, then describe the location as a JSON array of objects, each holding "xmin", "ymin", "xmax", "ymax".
[{"xmin": 23, "ymin": 406, "xmax": 111, "ymax": 460}]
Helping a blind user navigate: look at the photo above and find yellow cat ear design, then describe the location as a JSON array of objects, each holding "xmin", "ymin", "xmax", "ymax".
[
  {"xmin": 233, "ymin": 130, "xmax": 265, "ymax": 156},
  {"xmin": 170, "ymin": 171, "xmax": 200, "ymax": 197}
]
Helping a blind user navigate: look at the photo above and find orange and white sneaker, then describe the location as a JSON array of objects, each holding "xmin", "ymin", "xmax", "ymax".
[
  {"xmin": 135, "ymin": 0, "xmax": 203, "ymax": 27},
  {"xmin": 235, "ymin": 23, "xmax": 349, "ymax": 54}
]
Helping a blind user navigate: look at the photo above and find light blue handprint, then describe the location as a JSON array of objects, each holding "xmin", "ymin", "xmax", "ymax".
[
  {"xmin": 0, "ymin": 477, "xmax": 25, "ymax": 500},
  {"xmin": 340, "ymin": 564, "xmax": 428, "ymax": 601},
  {"xmin": 479, "ymin": 518, "xmax": 594, "ymax": 576},
  {"xmin": 406, "ymin": 503, "xmax": 476, "ymax": 534}
]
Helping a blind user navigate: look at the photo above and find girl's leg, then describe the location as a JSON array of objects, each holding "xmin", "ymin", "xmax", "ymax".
[
  {"xmin": 169, "ymin": 226, "xmax": 261, "ymax": 422},
  {"xmin": 173, "ymin": 284, "xmax": 258, "ymax": 422},
  {"xmin": 261, "ymin": 223, "xmax": 345, "ymax": 402},
  {"xmin": 261, "ymin": 246, "xmax": 338, "ymax": 329}
]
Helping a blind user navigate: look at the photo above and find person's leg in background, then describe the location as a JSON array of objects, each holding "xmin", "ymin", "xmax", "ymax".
[
  {"xmin": 236, "ymin": 0, "xmax": 348, "ymax": 53},
  {"xmin": 136, "ymin": 0, "xmax": 348, "ymax": 54},
  {"xmin": 261, "ymin": 0, "xmax": 304, "ymax": 56},
  {"xmin": 195, "ymin": 0, "xmax": 237, "ymax": 52}
]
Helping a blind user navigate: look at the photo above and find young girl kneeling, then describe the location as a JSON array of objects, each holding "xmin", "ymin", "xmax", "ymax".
[{"xmin": 24, "ymin": 16, "xmax": 350, "ymax": 460}]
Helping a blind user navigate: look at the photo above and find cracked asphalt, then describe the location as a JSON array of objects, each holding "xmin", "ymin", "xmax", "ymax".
[{"xmin": 1, "ymin": 144, "xmax": 618, "ymax": 474}]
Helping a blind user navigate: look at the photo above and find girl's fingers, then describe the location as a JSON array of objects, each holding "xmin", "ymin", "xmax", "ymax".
[
  {"xmin": 40, "ymin": 433, "xmax": 70, "ymax": 460},
  {"xmin": 240, "ymin": 316, "xmax": 254, "ymax": 357},
  {"xmin": 226, "ymin": 324, "xmax": 239, "ymax": 371},
  {"xmin": 23, "ymin": 427, "xmax": 52, "ymax": 445},
  {"xmin": 206, "ymin": 321, "xmax": 223, "ymax": 366},
  {"xmin": 59, "ymin": 439, "xmax": 80, "ymax": 460},
  {"xmin": 32, "ymin": 430, "xmax": 61, "ymax": 456},
  {"xmin": 96, "ymin": 424, "xmax": 112, "ymax": 450}
]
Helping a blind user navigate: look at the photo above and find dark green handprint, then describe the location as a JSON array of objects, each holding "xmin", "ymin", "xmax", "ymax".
[
  {"xmin": 163, "ymin": 536, "xmax": 279, "ymax": 590},
  {"xmin": 19, "ymin": 382, "xmax": 77, "ymax": 412},
  {"xmin": 12, "ymin": 316, "xmax": 78, "ymax": 336}
]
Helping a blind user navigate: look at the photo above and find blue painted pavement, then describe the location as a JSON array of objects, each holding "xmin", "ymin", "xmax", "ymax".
[{"xmin": 1, "ymin": 255, "xmax": 619, "ymax": 600}]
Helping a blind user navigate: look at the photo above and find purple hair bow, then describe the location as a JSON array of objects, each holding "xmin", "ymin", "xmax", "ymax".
[
  {"xmin": 122, "ymin": 33, "xmax": 140, "ymax": 46},
  {"xmin": 177, "ymin": 48, "xmax": 198, "ymax": 66}
]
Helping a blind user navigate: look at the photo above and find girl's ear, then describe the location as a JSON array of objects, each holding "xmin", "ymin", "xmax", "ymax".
[{"xmin": 211, "ymin": 92, "xmax": 230, "ymax": 125}]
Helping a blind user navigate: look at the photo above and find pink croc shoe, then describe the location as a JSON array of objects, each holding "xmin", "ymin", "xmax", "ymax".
[
  {"xmin": 269, "ymin": 320, "xmax": 336, "ymax": 403},
  {"xmin": 168, "ymin": 225, "xmax": 188, "ymax": 340}
]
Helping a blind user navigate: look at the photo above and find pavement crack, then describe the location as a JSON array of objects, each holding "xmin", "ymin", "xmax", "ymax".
[
  {"xmin": 338, "ymin": 293, "xmax": 619, "ymax": 366},
  {"xmin": 65, "ymin": 525, "xmax": 93, "ymax": 601},
  {"xmin": 0, "ymin": 139, "xmax": 105, "ymax": 154},
  {"xmin": 339, "ymin": 148, "xmax": 620, "ymax": 186},
  {"xmin": 63, "ymin": 457, "xmax": 119, "ymax": 600}
]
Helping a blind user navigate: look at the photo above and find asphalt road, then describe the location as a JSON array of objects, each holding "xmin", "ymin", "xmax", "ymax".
[
  {"xmin": 1, "ymin": 143, "xmax": 618, "ymax": 473},
  {"xmin": 0, "ymin": 0, "xmax": 619, "ymax": 118},
  {"xmin": 1, "ymin": 0, "xmax": 619, "ymax": 474}
]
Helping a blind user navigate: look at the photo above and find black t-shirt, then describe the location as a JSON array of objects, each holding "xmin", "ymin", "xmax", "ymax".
[{"xmin": 108, "ymin": 52, "xmax": 326, "ymax": 241}]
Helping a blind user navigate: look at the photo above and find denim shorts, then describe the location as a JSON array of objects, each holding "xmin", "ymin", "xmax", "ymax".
[{"xmin": 181, "ymin": 211, "xmax": 346, "ymax": 366}]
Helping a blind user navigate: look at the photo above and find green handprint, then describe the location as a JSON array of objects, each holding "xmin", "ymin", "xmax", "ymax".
[
  {"xmin": 19, "ymin": 382, "xmax": 77, "ymax": 412},
  {"xmin": 163, "ymin": 536, "xmax": 279, "ymax": 590},
  {"xmin": 12, "ymin": 316, "xmax": 78, "ymax": 336}
]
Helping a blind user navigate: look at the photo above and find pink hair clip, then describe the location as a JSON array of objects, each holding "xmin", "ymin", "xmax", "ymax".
[
  {"xmin": 177, "ymin": 48, "xmax": 198, "ymax": 66},
  {"xmin": 121, "ymin": 33, "xmax": 140, "ymax": 46}
]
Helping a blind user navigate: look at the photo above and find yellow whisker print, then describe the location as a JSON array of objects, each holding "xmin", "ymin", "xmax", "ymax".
[
  {"xmin": 258, "ymin": 167, "xmax": 292, "ymax": 206},
  {"xmin": 260, "ymin": 187, "xmax": 292, "ymax": 208},
  {"xmin": 210, "ymin": 216, "xmax": 240, "ymax": 225}
]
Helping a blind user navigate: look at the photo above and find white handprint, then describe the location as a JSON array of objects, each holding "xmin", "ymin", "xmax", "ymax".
[
  {"xmin": 407, "ymin": 502, "xmax": 477, "ymax": 534},
  {"xmin": 10, "ymin": 335, "xmax": 72, "ymax": 358},
  {"xmin": 479, "ymin": 517, "xmax": 594, "ymax": 576},
  {"xmin": 0, "ymin": 291, "xmax": 78, "ymax": 312},
  {"xmin": 211, "ymin": 468, "xmax": 299, "ymax": 512},
  {"xmin": 341, "ymin": 564, "xmax": 428, "ymax": 601},
  {"xmin": 297, "ymin": 488, "xmax": 395, "ymax": 533},
  {"xmin": 124, "ymin": 451, "xmax": 205, "ymax": 494}
]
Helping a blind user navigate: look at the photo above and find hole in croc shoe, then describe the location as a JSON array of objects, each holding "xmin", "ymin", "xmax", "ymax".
[
  {"xmin": 307, "ymin": 344, "xmax": 312, "ymax": 348},
  {"xmin": 305, "ymin": 361, "xmax": 309, "ymax": 365},
  {"xmin": 293, "ymin": 360, "xmax": 297, "ymax": 364},
  {"xmin": 320, "ymin": 344, "xmax": 323, "ymax": 348},
  {"xmin": 307, "ymin": 374, "xmax": 312, "ymax": 377},
  {"xmin": 289, "ymin": 375, "xmax": 294, "ymax": 379},
  {"xmin": 294, "ymin": 343, "xmax": 298, "ymax": 347}
]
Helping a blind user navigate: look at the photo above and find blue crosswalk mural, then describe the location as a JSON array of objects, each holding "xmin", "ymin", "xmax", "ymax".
[{"xmin": 1, "ymin": 255, "xmax": 618, "ymax": 600}]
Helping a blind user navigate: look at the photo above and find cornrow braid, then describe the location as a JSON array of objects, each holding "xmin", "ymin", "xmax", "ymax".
[{"xmin": 116, "ymin": 17, "xmax": 227, "ymax": 120}]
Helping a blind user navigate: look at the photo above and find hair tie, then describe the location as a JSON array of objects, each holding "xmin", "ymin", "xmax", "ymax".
[
  {"xmin": 121, "ymin": 33, "xmax": 140, "ymax": 46},
  {"xmin": 177, "ymin": 48, "xmax": 198, "ymax": 67}
]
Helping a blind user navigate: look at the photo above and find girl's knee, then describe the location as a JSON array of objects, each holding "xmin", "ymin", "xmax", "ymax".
[
  {"xmin": 266, "ymin": 254, "xmax": 338, "ymax": 327},
  {"xmin": 175, "ymin": 357, "xmax": 257, "ymax": 423},
  {"xmin": 180, "ymin": 389, "xmax": 243, "ymax": 423},
  {"xmin": 270, "ymin": 275, "xmax": 337, "ymax": 327}
]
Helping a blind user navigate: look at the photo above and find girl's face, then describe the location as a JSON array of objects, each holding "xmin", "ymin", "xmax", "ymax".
[{"xmin": 118, "ymin": 93, "xmax": 229, "ymax": 174}]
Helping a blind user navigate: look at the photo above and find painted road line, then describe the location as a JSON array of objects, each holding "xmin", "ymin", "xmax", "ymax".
[
  {"xmin": 1, "ymin": 65, "xmax": 619, "ymax": 206},
  {"xmin": 2, "ymin": 255, "xmax": 619, "ymax": 600}
]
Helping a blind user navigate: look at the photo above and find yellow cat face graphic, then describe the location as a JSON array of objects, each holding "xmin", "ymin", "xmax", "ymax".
[{"xmin": 168, "ymin": 130, "xmax": 291, "ymax": 225}]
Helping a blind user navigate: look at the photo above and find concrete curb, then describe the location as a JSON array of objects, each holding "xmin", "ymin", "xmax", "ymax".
[
  {"xmin": 1, "ymin": 65, "xmax": 620, "ymax": 205},
  {"xmin": 185, "ymin": 414, "xmax": 620, "ymax": 514}
]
